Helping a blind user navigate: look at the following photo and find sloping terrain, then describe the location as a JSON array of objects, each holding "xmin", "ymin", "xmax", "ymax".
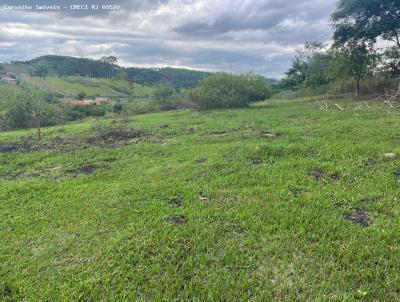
[
  {"xmin": 0, "ymin": 99, "xmax": 399, "ymax": 301},
  {"xmin": 25, "ymin": 76, "xmax": 154, "ymax": 98}
]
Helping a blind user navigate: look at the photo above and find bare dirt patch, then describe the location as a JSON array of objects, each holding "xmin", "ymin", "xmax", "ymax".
[
  {"xmin": 66, "ymin": 165, "xmax": 96, "ymax": 175},
  {"xmin": 308, "ymin": 169, "xmax": 326, "ymax": 181},
  {"xmin": 344, "ymin": 209, "xmax": 373, "ymax": 227},
  {"xmin": 205, "ymin": 130, "xmax": 228, "ymax": 136},
  {"xmin": 168, "ymin": 197, "xmax": 183, "ymax": 207},
  {"xmin": 0, "ymin": 144, "xmax": 20, "ymax": 153},
  {"xmin": 18, "ymin": 166, "xmax": 63, "ymax": 178},
  {"xmin": 251, "ymin": 159, "xmax": 262, "ymax": 165},
  {"xmin": 329, "ymin": 172, "xmax": 343, "ymax": 181},
  {"xmin": 308, "ymin": 170, "xmax": 342, "ymax": 181},
  {"xmin": 160, "ymin": 124, "xmax": 169, "ymax": 129},
  {"xmin": 170, "ymin": 215, "xmax": 188, "ymax": 225},
  {"xmin": 260, "ymin": 131, "xmax": 283, "ymax": 139},
  {"xmin": 88, "ymin": 126, "xmax": 141, "ymax": 148}
]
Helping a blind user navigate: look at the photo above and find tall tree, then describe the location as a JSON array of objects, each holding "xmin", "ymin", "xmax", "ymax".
[
  {"xmin": 100, "ymin": 56, "xmax": 118, "ymax": 65},
  {"xmin": 34, "ymin": 65, "xmax": 49, "ymax": 79},
  {"xmin": 26, "ymin": 92, "xmax": 47, "ymax": 140},
  {"xmin": 332, "ymin": 0, "xmax": 400, "ymax": 49},
  {"xmin": 329, "ymin": 44, "xmax": 377, "ymax": 97}
]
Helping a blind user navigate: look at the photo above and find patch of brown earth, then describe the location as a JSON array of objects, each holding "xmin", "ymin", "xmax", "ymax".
[
  {"xmin": 170, "ymin": 215, "xmax": 188, "ymax": 225},
  {"xmin": 308, "ymin": 169, "xmax": 326, "ymax": 181},
  {"xmin": 260, "ymin": 131, "xmax": 283, "ymax": 139},
  {"xmin": 88, "ymin": 126, "xmax": 141, "ymax": 148},
  {"xmin": 251, "ymin": 159, "xmax": 263, "ymax": 165},
  {"xmin": 19, "ymin": 166, "xmax": 63, "ymax": 178},
  {"xmin": 0, "ymin": 144, "xmax": 20, "ymax": 153},
  {"xmin": 66, "ymin": 165, "xmax": 96, "ymax": 175},
  {"xmin": 344, "ymin": 209, "xmax": 373, "ymax": 227},
  {"xmin": 329, "ymin": 172, "xmax": 343, "ymax": 181},
  {"xmin": 168, "ymin": 197, "xmax": 183, "ymax": 207}
]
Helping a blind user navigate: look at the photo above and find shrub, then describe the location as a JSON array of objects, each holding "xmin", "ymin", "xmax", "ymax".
[
  {"xmin": 188, "ymin": 72, "xmax": 272, "ymax": 110},
  {"xmin": 86, "ymin": 105, "xmax": 106, "ymax": 117},
  {"xmin": 153, "ymin": 84, "xmax": 174, "ymax": 100}
]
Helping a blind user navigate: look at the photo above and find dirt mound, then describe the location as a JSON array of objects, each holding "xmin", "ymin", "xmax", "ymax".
[
  {"xmin": 88, "ymin": 126, "xmax": 141, "ymax": 148},
  {"xmin": 344, "ymin": 209, "xmax": 373, "ymax": 227}
]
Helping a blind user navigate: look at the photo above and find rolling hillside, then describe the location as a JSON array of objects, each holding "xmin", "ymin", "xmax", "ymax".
[
  {"xmin": 3, "ymin": 55, "xmax": 210, "ymax": 89},
  {"xmin": 25, "ymin": 76, "xmax": 154, "ymax": 98}
]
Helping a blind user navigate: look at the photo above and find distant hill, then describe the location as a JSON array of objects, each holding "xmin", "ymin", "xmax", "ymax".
[{"xmin": 2, "ymin": 55, "xmax": 210, "ymax": 89}]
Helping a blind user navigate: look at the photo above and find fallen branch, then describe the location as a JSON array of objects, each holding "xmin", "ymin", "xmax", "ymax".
[{"xmin": 335, "ymin": 104, "xmax": 345, "ymax": 111}]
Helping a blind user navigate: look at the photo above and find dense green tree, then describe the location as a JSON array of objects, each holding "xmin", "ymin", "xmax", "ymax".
[
  {"xmin": 189, "ymin": 72, "xmax": 272, "ymax": 110},
  {"xmin": 381, "ymin": 47, "xmax": 400, "ymax": 77},
  {"xmin": 281, "ymin": 42, "xmax": 331, "ymax": 89},
  {"xmin": 329, "ymin": 44, "xmax": 377, "ymax": 97},
  {"xmin": 100, "ymin": 56, "xmax": 118, "ymax": 65},
  {"xmin": 153, "ymin": 85, "xmax": 174, "ymax": 100},
  {"xmin": 332, "ymin": 0, "xmax": 400, "ymax": 49},
  {"xmin": 34, "ymin": 65, "xmax": 49, "ymax": 79}
]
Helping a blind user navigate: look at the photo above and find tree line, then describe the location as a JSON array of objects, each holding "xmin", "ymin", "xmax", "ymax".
[{"xmin": 279, "ymin": 0, "xmax": 400, "ymax": 97}]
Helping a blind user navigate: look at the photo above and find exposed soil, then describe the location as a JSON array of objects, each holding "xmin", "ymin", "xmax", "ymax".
[
  {"xmin": 88, "ymin": 126, "xmax": 141, "ymax": 148},
  {"xmin": 205, "ymin": 130, "xmax": 228, "ymax": 136},
  {"xmin": 38, "ymin": 136, "xmax": 76, "ymax": 151},
  {"xmin": 251, "ymin": 159, "xmax": 262, "ymax": 165},
  {"xmin": 308, "ymin": 169, "xmax": 326, "ymax": 181},
  {"xmin": 0, "ymin": 144, "xmax": 20, "ymax": 153},
  {"xmin": 170, "ymin": 215, "xmax": 188, "ymax": 225},
  {"xmin": 344, "ymin": 209, "xmax": 373, "ymax": 227},
  {"xmin": 66, "ymin": 165, "xmax": 96, "ymax": 175},
  {"xmin": 329, "ymin": 172, "xmax": 342, "ymax": 181},
  {"xmin": 18, "ymin": 166, "xmax": 62, "ymax": 178},
  {"xmin": 160, "ymin": 124, "xmax": 169, "ymax": 129},
  {"xmin": 260, "ymin": 131, "xmax": 283, "ymax": 139},
  {"xmin": 168, "ymin": 197, "xmax": 183, "ymax": 207}
]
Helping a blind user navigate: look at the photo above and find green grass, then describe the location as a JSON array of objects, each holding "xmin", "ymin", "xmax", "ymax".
[
  {"xmin": 24, "ymin": 76, "xmax": 154, "ymax": 97},
  {"xmin": 0, "ymin": 98, "xmax": 399, "ymax": 301}
]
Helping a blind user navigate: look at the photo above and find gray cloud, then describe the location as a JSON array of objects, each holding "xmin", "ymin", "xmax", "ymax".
[{"xmin": 0, "ymin": 0, "xmax": 336, "ymax": 78}]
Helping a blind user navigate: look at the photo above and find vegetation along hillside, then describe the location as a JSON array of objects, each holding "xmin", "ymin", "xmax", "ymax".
[{"xmin": 3, "ymin": 55, "xmax": 210, "ymax": 89}]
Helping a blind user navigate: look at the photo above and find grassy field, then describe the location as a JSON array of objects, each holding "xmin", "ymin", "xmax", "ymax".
[
  {"xmin": 24, "ymin": 76, "xmax": 154, "ymax": 98},
  {"xmin": 0, "ymin": 98, "xmax": 399, "ymax": 301}
]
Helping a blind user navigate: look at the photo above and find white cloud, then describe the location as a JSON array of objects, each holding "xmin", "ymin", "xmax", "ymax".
[{"xmin": 0, "ymin": 0, "xmax": 337, "ymax": 78}]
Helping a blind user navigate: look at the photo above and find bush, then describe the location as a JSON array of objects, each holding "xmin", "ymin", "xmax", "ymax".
[
  {"xmin": 86, "ymin": 105, "xmax": 107, "ymax": 117},
  {"xmin": 188, "ymin": 72, "xmax": 272, "ymax": 110},
  {"xmin": 153, "ymin": 84, "xmax": 174, "ymax": 100}
]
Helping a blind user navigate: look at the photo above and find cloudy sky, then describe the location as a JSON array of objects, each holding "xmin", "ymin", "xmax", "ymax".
[{"xmin": 0, "ymin": 0, "xmax": 337, "ymax": 78}]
